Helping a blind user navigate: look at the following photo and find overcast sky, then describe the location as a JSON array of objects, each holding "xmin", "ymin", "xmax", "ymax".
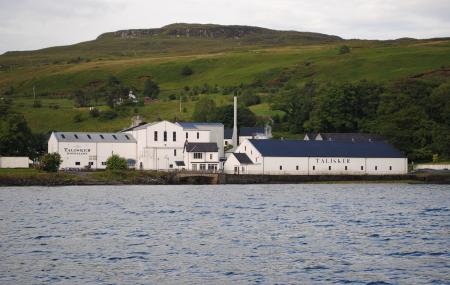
[{"xmin": 1, "ymin": 0, "xmax": 449, "ymax": 54}]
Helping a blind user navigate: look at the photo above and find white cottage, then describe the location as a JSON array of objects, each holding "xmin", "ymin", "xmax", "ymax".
[{"xmin": 224, "ymin": 139, "xmax": 408, "ymax": 175}]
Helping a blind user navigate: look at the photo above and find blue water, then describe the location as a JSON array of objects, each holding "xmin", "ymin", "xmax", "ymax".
[{"xmin": 0, "ymin": 184, "xmax": 449, "ymax": 284}]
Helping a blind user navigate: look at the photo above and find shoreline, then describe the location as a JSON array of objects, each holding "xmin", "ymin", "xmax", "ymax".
[{"xmin": 0, "ymin": 169, "xmax": 449, "ymax": 186}]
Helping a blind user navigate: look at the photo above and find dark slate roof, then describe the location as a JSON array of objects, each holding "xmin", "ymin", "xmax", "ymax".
[
  {"xmin": 304, "ymin": 133, "xmax": 318, "ymax": 140},
  {"xmin": 177, "ymin": 122, "xmax": 224, "ymax": 129},
  {"xmin": 224, "ymin": 128, "xmax": 233, "ymax": 139},
  {"xmin": 319, "ymin": 133, "xmax": 384, "ymax": 142},
  {"xmin": 240, "ymin": 127, "xmax": 265, "ymax": 137},
  {"xmin": 249, "ymin": 139, "xmax": 405, "ymax": 158},
  {"xmin": 53, "ymin": 132, "xmax": 136, "ymax": 143},
  {"xmin": 233, "ymin": 153, "xmax": 253, "ymax": 164},
  {"xmin": 185, "ymin": 142, "xmax": 218, "ymax": 152}
]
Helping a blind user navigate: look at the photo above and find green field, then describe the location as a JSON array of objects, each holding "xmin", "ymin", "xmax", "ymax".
[{"xmin": 1, "ymin": 24, "xmax": 449, "ymax": 134}]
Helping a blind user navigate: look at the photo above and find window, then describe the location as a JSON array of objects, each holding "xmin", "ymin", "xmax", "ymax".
[
  {"xmin": 225, "ymin": 141, "xmax": 228, "ymax": 145},
  {"xmin": 125, "ymin": 135, "xmax": 130, "ymax": 140},
  {"xmin": 245, "ymin": 146, "xmax": 247, "ymax": 151},
  {"xmin": 74, "ymin": 134, "xmax": 79, "ymax": 139},
  {"xmin": 296, "ymin": 165, "xmax": 299, "ymax": 171},
  {"xmin": 169, "ymin": 164, "xmax": 173, "ymax": 168},
  {"xmin": 100, "ymin": 135, "xmax": 104, "ymax": 139},
  {"xmin": 375, "ymin": 166, "xmax": 378, "ymax": 171},
  {"xmin": 361, "ymin": 166, "xmax": 364, "ymax": 170},
  {"xmin": 192, "ymin": 164, "xmax": 197, "ymax": 171},
  {"xmin": 209, "ymin": 154, "xmax": 213, "ymax": 160},
  {"xmin": 163, "ymin": 131, "xmax": 167, "ymax": 142},
  {"xmin": 329, "ymin": 166, "xmax": 331, "ymax": 171},
  {"xmin": 313, "ymin": 166, "xmax": 315, "ymax": 170},
  {"xmin": 200, "ymin": 164, "xmax": 206, "ymax": 171},
  {"xmin": 251, "ymin": 150, "xmax": 252, "ymax": 155},
  {"xmin": 154, "ymin": 131, "xmax": 158, "ymax": 141},
  {"xmin": 112, "ymin": 135, "xmax": 117, "ymax": 140},
  {"xmin": 389, "ymin": 166, "xmax": 392, "ymax": 171},
  {"xmin": 186, "ymin": 132, "xmax": 188, "ymax": 139},
  {"xmin": 88, "ymin": 162, "xmax": 94, "ymax": 166},
  {"xmin": 61, "ymin": 134, "xmax": 66, "ymax": 139},
  {"xmin": 208, "ymin": 164, "xmax": 215, "ymax": 171},
  {"xmin": 242, "ymin": 167, "xmax": 245, "ymax": 172},
  {"xmin": 197, "ymin": 132, "xmax": 199, "ymax": 139},
  {"xmin": 194, "ymin": 153, "xmax": 203, "ymax": 159},
  {"xmin": 101, "ymin": 162, "xmax": 106, "ymax": 165},
  {"xmin": 75, "ymin": 162, "xmax": 80, "ymax": 166},
  {"xmin": 174, "ymin": 149, "xmax": 177, "ymax": 156},
  {"xmin": 173, "ymin": 132, "xmax": 176, "ymax": 142},
  {"xmin": 87, "ymin": 134, "xmax": 92, "ymax": 139},
  {"xmin": 279, "ymin": 165, "xmax": 282, "ymax": 170},
  {"xmin": 345, "ymin": 166, "xmax": 348, "ymax": 171}
]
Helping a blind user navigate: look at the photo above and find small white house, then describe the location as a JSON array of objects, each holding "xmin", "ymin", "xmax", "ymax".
[
  {"xmin": 224, "ymin": 139, "xmax": 408, "ymax": 175},
  {"xmin": 48, "ymin": 132, "xmax": 137, "ymax": 170},
  {"xmin": 0, "ymin": 157, "xmax": 31, "ymax": 168},
  {"xmin": 183, "ymin": 142, "xmax": 220, "ymax": 172}
]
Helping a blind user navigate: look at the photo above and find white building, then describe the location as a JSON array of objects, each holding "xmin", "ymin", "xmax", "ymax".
[
  {"xmin": 0, "ymin": 157, "xmax": 31, "ymax": 168},
  {"xmin": 183, "ymin": 142, "xmax": 220, "ymax": 172},
  {"xmin": 48, "ymin": 132, "xmax": 137, "ymax": 170},
  {"xmin": 122, "ymin": 120, "xmax": 223, "ymax": 171},
  {"xmin": 224, "ymin": 139, "xmax": 408, "ymax": 175}
]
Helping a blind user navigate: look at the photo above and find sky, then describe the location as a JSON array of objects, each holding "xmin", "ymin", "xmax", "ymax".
[{"xmin": 0, "ymin": 0, "xmax": 449, "ymax": 54}]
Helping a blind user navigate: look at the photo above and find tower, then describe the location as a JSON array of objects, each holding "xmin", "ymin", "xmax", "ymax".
[{"xmin": 232, "ymin": 96, "xmax": 238, "ymax": 150}]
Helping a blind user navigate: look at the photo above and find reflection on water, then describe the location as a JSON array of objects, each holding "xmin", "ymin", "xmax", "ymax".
[{"xmin": 0, "ymin": 184, "xmax": 449, "ymax": 284}]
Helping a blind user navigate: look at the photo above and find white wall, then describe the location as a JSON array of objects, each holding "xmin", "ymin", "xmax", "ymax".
[
  {"xmin": 415, "ymin": 164, "xmax": 450, "ymax": 170},
  {"xmin": 0, "ymin": 157, "xmax": 30, "ymax": 168},
  {"xmin": 184, "ymin": 151, "xmax": 219, "ymax": 171}
]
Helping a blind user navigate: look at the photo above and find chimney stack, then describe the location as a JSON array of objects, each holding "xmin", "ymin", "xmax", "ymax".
[{"xmin": 232, "ymin": 96, "xmax": 238, "ymax": 150}]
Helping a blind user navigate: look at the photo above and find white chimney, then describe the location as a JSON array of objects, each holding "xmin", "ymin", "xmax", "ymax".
[{"xmin": 232, "ymin": 96, "xmax": 238, "ymax": 150}]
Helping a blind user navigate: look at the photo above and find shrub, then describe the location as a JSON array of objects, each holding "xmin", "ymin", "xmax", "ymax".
[
  {"xmin": 181, "ymin": 66, "xmax": 193, "ymax": 76},
  {"xmin": 40, "ymin": 153, "xmax": 62, "ymax": 172},
  {"xmin": 338, "ymin": 45, "xmax": 351, "ymax": 54},
  {"xmin": 89, "ymin": 108, "xmax": 100, "ymax": 117},
  {"xmin": 99, "ymin": 109, "xmax": 118, "ymax": 121},
  {"xmin": 168, "ymin": 94, "xmax": 177, "ymax": 100},
  {"xmin": 73, "ymin": 113, "xmax": 83, "ymax": 123},
  {"xmin": 106, "ymin": 154, "xmax": 128, "ymax": 170},
  {"xmin": 33, "ymin": 100, "xmax": 42, "ymax": 108}
]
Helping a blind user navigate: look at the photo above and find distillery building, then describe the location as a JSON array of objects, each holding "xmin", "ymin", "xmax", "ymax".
[{"xmin": 224, "ymin": 139, "xmax": 408, "ymax": 175}]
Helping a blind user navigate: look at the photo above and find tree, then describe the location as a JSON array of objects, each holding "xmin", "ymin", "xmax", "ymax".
[
  {"xmin": 143, "ymin": 79, "xmax": 160, "ymax": 99},
  {"xmin": 240, "ymin": 90, "xmax": 261, "ymax": 107},
  {"xmin": 106, "ymin": 154, "xmax": 128, "ymax": 170},
  {"xmin": 181, "ymin": 66, "xmax": 194, "ymax": 76},
  {"xmin": 0, "ymin": 114, "xmax": 35, "ymax": 157},
  {"xmin": 212, "ymin": 105, "xmax": 258, "ymax": 128},
  {"xmin": 74, "ymin": 90, "xmax": 89, "ymax": 107},
  {"xmin": 40, "ymin": 153, "xmax": 62, "ymax": 172},
  {"xmin": 192, "ymin": 97, "xmax": 217, "ymax": 122}
]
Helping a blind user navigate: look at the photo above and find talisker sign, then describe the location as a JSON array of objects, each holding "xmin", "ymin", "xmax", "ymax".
[
  {"xmin": 64, "ymin": 148, "xmax": 91, "ymax": 155},
  {"xmin": 315, "ymin": 158, "xmax": 351, "ymax": 164}
]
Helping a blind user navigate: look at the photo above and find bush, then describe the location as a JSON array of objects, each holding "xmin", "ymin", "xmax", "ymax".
[
  {"xmin": 106, "ymin": 154, "xmax": 128, "ymax": 170},
  {"xmin": 89, "ymin": 108, "xmax": 100, "ymax": 117},
  {"xmin": 73, "ymin": 113, "xmax": 84, "ymax": 123},
  {"xmin": 33, "ymin": 100, "xmax": 42, "ymax": 108},
  {"xmin": 338, "ymin": 45, "xmax": 351, "ymax": 54},
  {"xmin": 40, "ymin": 153, "xmax": 62, "ymax": 172},
  {"xmin": 168, "ymin": 94, "xmax": 177, "ymax": 100},
  {"xmin": 181, "ymin": 66, "xmax": 193, "ymax": 76},
  {"xmin": 99, "ymin": 109, "xmax": 118, "ymax": 121}
]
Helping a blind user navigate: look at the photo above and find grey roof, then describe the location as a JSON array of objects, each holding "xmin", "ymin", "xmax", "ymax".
[
  {"xmin": 175, "ymin": 161, "xmax": 185, "ymax": 166},
  {"xmin": 177, "ymin": 122, "xmax": 224, "ymax": 130},
  {"xmin": 319, "ymin": 133, "xmax": 384, "ymax": 142},
  {"xmin": 240, "ymin": 127, "xmax": 265, "ymax": 137},
  {"xmin": 53, "ymin": 132, "xmax": 136, "ymax": 143},
  {"xmin": 122, "ymin": 122, "xmax": 158, "ymax": 131},
  {"xmin": 224, "ymin": 128, "xmax": 233, "ymax": 139},
  {"xmin": 248, "ymin": 139, "xmax": 405, "ymax": 158},
  {"xmin": 185, "ymin": 142, "xmax": 218, "ymax": 152},
  {"xmin": 233, "ymin": 153, "xmax": 253, "ymax": 164},
  {"xmin": 304, "ymin": 133, "xmax": 318, "ymax": 140},
  {"xmin": 121, "ymin": 122, "xmax": 149, "ymax": 132}
]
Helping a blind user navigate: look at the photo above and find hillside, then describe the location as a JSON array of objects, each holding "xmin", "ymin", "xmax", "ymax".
[{"xmin": 0, "ymin": 24, "xmax": 449, "ymax": 142}]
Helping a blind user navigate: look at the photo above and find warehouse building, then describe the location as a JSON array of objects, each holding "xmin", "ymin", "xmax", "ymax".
[
  {"xmin": 224, "ymin": 139, "xmax": 408, "ymax": 175},
  {"xmin": 48, "ymin": 132, "xmax": 137, "ymax": 170}
]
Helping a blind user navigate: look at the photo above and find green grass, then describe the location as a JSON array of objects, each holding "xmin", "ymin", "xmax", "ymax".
[{"xmin": 1, "ymin": 31, "xmax": 450, "ymax": 134}]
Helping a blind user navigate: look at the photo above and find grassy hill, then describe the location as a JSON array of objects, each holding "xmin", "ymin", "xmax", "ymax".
[{"xmin": 0, "ymin": 23, "xmax": 449, "ymax": 134}]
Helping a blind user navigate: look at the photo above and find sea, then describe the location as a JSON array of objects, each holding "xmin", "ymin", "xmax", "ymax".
[{"xmin": 0, "ymin": 184, "xmax": 449, "ymax": 284}]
